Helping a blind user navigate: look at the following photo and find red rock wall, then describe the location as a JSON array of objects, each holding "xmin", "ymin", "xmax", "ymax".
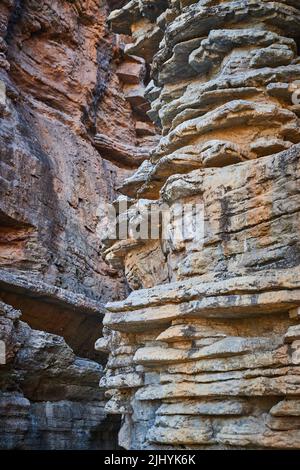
[
  {"xmin": 0, "ymin": 0, "xmax": 156, "ymax": 449},
  {"xmin": 0, "ymin": 0, "xmax": 135, "ymax": 300}
]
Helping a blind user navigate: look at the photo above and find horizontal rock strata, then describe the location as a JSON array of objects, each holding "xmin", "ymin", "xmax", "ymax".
[
  {"xmin": 0, "ymin": 0, "xmax": 155, "ymax": 449},
  {"xmin": 99, "ymin": 0, "xmax": 300, "ymax": 449}
]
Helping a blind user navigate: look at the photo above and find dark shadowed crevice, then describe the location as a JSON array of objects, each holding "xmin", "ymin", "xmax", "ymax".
[{"xmin": 0, "ymin": 289, "xmax": 105, "ymax": 363}]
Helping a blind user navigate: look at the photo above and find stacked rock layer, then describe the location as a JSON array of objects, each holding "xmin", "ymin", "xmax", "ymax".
[
  {"xmin": 0, "ymin": 0, "xmax": 153, "ymax": 449},
  {"xmin": 99, "ymin": 1, "xmax": 300, "ymax": 449}
]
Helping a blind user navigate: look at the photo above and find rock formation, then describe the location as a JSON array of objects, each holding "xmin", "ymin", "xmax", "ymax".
[
  {"xmin": 99, "ymin": 0, "xmax": 300, "ymax": 449},
  {"xmin": 1, "ymin": 0, "xmax": 300, "ymax": 451},
  {"xmin": 0, "ymin": 300, "xmax": 118, "ymax": 449},
  {"xmin": 0, "ymin": 0, "xmax": 157, "ymax": 449}
]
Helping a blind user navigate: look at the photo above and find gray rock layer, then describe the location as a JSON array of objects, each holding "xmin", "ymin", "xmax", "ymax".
[{"xmin": 0, "ymin": 300, "xmax": 119, "ymax": 449}]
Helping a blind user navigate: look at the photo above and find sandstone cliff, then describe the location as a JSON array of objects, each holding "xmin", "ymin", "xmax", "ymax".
[
  {"xmin": 2, "ymin": 0, "xmax": 300, "ymax": 451},
  {"xmin": 100, "ymin": 0, "xmax": 300, "ymax": 449},
  {"xmin": 0, "ymin": 0, "xmax": 156, "ymax": 449}
]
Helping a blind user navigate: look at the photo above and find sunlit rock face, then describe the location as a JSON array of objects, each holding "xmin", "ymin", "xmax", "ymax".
[{"xmin": 100, "ymin": 1, "xmax": 300, "ymax": 449}]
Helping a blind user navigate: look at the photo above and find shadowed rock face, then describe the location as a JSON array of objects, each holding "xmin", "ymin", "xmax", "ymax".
[
  {"xmin": 0, "ymin": 300, "xmax": 120, "ymax": 450},
  {"xmin": 0, "ymin": 0, "xmax": 129, "ymax": 300},
  {"xmin": 100, "ymin": 1, "xmax": 300, "ymax": 449},
  {"xmin": 0, "ymin": 0, "xmax": 159, "ymax": 450}
]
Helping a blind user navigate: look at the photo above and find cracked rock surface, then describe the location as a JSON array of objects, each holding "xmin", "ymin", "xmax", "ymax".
[
  {"xmin": 100, "ymin": 0, "xmax": 300, "ymax": 449},
  {"xmin": 0, "ymin": 0, "xmax": 153, "ymax": 449}
]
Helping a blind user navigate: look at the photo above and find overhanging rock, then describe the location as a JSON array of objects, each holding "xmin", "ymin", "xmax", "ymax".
[{"xmin": 99, "ymin": 0, "xmax": 300, "ymax": 450}]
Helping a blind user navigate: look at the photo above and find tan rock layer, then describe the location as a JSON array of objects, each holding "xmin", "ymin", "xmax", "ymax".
[{"xmin": 99, "ymin": 0, "xmax": 300, "ymax": 449}]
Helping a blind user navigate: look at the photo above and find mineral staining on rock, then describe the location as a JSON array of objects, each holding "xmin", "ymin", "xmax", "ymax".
[
  {"xmin": 99, "ymin": 1, "xmax": 300, "ymax": 449},
  {"xmin": 0, "ymin": 0, "xmax": 151, "ymax": 449}
]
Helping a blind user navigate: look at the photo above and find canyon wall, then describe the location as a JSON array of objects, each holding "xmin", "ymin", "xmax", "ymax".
[
  {"xmin": 1, "ymin": 0, "xmax": 300, "ymax": 451},
  {"xmin": 0, "ymin": 0, "xmax": 156, "ymax": 449},
  {"xmin": 100, "ymin": 0, "xmax": 300, "ymax": 449}
]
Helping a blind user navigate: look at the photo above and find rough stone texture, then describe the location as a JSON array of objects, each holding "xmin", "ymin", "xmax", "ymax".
[
  {"xmin": 0, "ymin": 300, "xmax": 119, "ymax": 449},
  {"xmin": 0, "ymin": 0, "xmax": 130, "ymax": 300},
  {"xmin": 0, "ymin": 0, "xmax": 159, "ymax": 450},
  {"xmin": 100, "ymin": 0, "xmax": 300, "ymax": 449}
]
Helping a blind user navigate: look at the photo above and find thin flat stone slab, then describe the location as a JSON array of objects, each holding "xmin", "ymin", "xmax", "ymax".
[{"xmin": 104, "ymin": 289, "xmax": 300, "ymax": 332}]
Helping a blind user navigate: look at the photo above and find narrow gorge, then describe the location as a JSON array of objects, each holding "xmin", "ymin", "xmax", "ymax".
[{"xmin": 1, "ymin": 0, "xmax": 300, "ymax": 451}]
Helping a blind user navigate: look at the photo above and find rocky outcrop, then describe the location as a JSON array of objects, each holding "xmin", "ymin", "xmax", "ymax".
[
  {"xmin": 2, "ymin": 0, "xmax": 300, "ymax": 451},
  {"xmin": 0, "ymin": 0, "xmax": 156, "ymax": 449},
  {"xmin": 100, "ymin": 1, "xmax": 300, "ymax": 449},
  {"xmin": 0, "ymin": 0, "xmax": 129, "ymax": 299},
  {"xmin": 0, "ymin": 300, "xmax": 119, "ymax": 449}
]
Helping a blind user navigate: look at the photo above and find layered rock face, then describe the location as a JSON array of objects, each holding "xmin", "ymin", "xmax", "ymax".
[
  {"xmin": 100, "ymin": 1, "xmax": 300, "ymax": 449},
  {"xmin": 0, "ymin": 0, "xmax": 130, "ymax": 299},
  {"xmin": 0, "ymin": 300, "xmax": 118, "ymax": 449},
  {"xmin": 0, "ymin": 0, "xmax": 155, "ymax": 449}
]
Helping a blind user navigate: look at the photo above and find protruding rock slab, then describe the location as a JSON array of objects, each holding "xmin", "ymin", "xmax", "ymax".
[{"xmin": 99, "ymin": 0, "xmax": 300, "ymax": 450}]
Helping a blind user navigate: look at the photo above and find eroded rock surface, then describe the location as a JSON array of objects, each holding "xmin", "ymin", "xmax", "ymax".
[
  {"xmin": 0, "ymin": 300, "xmax": 119, "ymax": 449},
  {"xmin": 0, "ymin": 0, "xmax": 155, "ymax": 449},
  {"xmin": 100, "ymin": 0, "xmax": 300, "ymax": 449}
]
